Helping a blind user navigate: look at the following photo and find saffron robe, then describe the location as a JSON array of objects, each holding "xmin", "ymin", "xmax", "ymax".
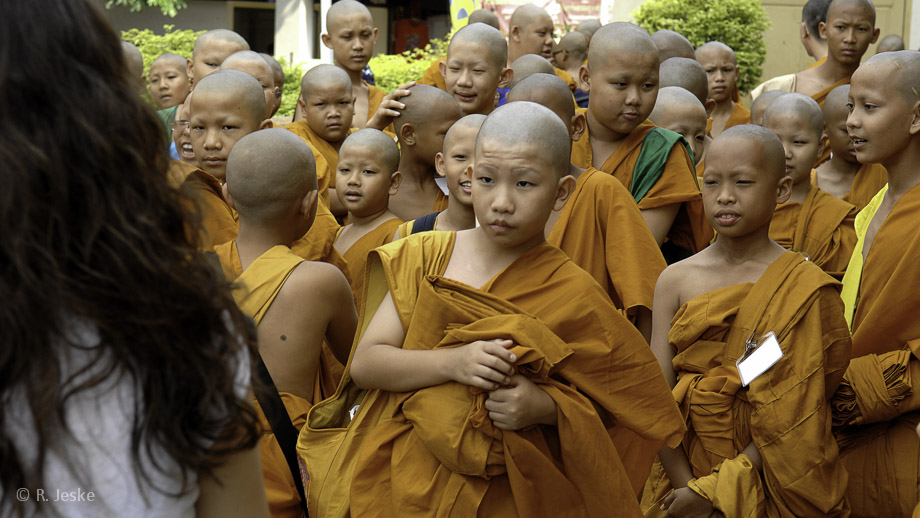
[
  {"xmin": 282, "ymin": 120, "xmax": 341, "ymax": 207},
  {"xmin": 642, "ymin": 252, "xmax": 851, "ymax": 517},
  {"xmin": 844, "ymin": 163, "xmax": 888, "ymax": 212},
  {"xmin": 300, "ymin": 232, "xmax": 685, "ymax": 517},
  {"xmin": 180, "ymin": 168, "xmax": 238, "ymax": 250},
  {"xmin": 336, "ymin": 217, "xmax": 402, "ymax": 311},
  {"xmin": 547, "ymin": 167, "xmax": 666, "ymax": 323},
  {"xmin": 570, "ymin": 115, "xmax": 713, "ymax": 254},
  {"xmin": 555, "ymin": 67, "xmax": 577, "ymax": 92},
  {"xmin": 167, "ymin": 159, "xmax": 198, "ymax": 188},
  {"xmin": 706, "ymin": 102, "xmax": 751, "ymax": 137},
  {"xmin": 833, "ymin": 183, "xmax": 920, "ymax": 518},
  {"xmin": 768, "ymin": 184, "xmax": 857, "ymax": 279},
  {"xmin": 418, "ymin": 58, "xmax": 447, "ymax": 92},
  {"xmin": 214, "ymin": 243, "xmax": 316, "ymax": 518}
]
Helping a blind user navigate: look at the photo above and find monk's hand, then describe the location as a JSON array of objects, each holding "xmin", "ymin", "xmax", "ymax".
[
  {"xmin": 661, "ymin": 487, "xmax": 714, "ymax": 518},
  {"xmin": 366, "ymin": 81, "xmax": 415, "ymax": 130},
  {"xmin": 485, "ymin": 374, "xmax": 557, "ymax": 430},
  {"xmin": 450, "ymin": 338, "xmax": 516, "ymax": 390}
]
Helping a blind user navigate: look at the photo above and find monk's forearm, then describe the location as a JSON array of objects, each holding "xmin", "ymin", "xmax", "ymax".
[
  {"xmin": 659, "ymin": 444, "xmax": 695, "ymax": 488},
  {"xmin": 350, "ymin": 343, "xmax": 454, "ymax": 392}
]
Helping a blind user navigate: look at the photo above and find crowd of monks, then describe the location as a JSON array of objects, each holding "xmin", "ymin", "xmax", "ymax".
[{"xmin": 129, "ymin": 0, "xmax": 920, "ymax": 516}]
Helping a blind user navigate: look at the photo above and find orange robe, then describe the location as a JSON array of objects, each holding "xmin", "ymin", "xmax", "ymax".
[
  {"xmin": 213, "ymin": 242, "xmax": 315, "ymax": 518},
  {"xmin": 706, "ymin": 102, "xmax": 751, "ymax": 137},
  {"xmin": 843, "ymin": 163, "xmax": 888, "ymax": 211},
  {"xmin": 555, "ymin": 67, "xmax": 577, "ymax": 92},
  {"xmin": 366, "ymin": 82, "xmax": 385, "ymax": 123},
  {"xmin": 812, "ymin": 78, "xmax": 850, "ymax": 167},
  {"xmin": 180, "ymin": 168, "xmax": 238, "ymax": 249},
  {"xmin": 282, "ymin": 120, "xmax": 340, "ymax": 206},
  {"xmin": 336, "ymin": 217, "xmax": 402, "ymax": 310},
  {"xmin": 642, "ymin": 252, "xmax": 851, "ymax": 517},
  {"xmin": 418, "ymin": 58, "xmax": 447, "ymax": 91},
  {"xmin": 547, "ymin": 167, "xmax": 665, "ymax": 323},
  {"xmin": 769, "ymin": 184, "xmax": 856, "ymax": 278},
  {"xmin": 433, "ymin": 189, "xmax": 448, "ymax": 212},
  {"xmin": 167, "ymin": 159, "xmax": 198, "ymax": 188},
  {"xmin": 570, "ymin": 114, "xmax": 713, "ymax": 255},
  {"xmin": 300, "ymin": 232, "xmax": 685, "ymax": 517},
  {"xmin": 832, "ymin": 182, "xmax": 920, "ymax": 518}
]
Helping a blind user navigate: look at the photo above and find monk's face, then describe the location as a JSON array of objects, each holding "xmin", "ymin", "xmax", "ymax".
[
  {"xmin": 825, "ymin": 102, "xmax": 859, "ymax": 164},
  {"xmin": 515, "ymin": 14, "xmax": 555, "ymax": 60},
  {"xmin": 300, "ymin": 82, "xmax": 355, "ymax": 142},
  {"xmin": 696, "ymin": 47, "xmax": 738, "ymax": 104},
  {"xmin": 702, "ymin": 138, "xmax": 783, "ymax": 237},
  {"xmin": 271, "ymin": 67, "xmax": 284, "ymax": 115},
  {"xmin": 188, "ymin": 40, "xmax": 246, "ymax": 87},
  {"xmin": 764, "ymin": 111, "xmax": 822, "ymax": 185},
  {"xmin": 223, "ymin": 60, "xmax": 277, "ymax": 119},
  {"xmin": 149, "ymin": 60, "xmax": 190, "ymax": 110},
  {"xmin": 436, "ymin": 124, "xmax": 478, "ymax": 206},
  {"xmin": 442, "ymin": 40, "xmax": 505, "ymax": 115},
  {"xmin": 847, "ymin": 62, "xmax": 915, "ymax": 165},
  {"xmin": 582, "ymin": 51, "xmax": 659, "ymax": 139},
  {"xmin": 654, "ymin": 104, "xmax": 708, "ymax": 166},
  {"xmin": 414, "ymin": 108, "xmax": 461, "ymax": 167},
  {"xmin": 189, "ymin": 91, "xmax": 264, "ymax": 180},
  {"xmin": 172, "ymin": 101, "xmax": 196, "ymax": 164},
  {"xmin": 335, "ymin": 143, "xmax": 398, "ymax": 217},
  {"xmin": 820, "ymin": 2, "xmax": 878, "ymax": 66},
  {"xmin": 472, "ymin": 137, "xmax": 565, "ymax": 252},
  {"xmin": 325, "ymin": 12, "xmax": 378, "ymax": 74}
]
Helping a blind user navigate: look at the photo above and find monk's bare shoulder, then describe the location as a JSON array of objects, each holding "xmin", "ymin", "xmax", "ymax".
[
  {"xmin": 657, "ymin": 247, "xmax": 728, "ymax": 305},
  {"xmin": 283, "ymin": 260, "xmax": 352, "ymax": 305}
]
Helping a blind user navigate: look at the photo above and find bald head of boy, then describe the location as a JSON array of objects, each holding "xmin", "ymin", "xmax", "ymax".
[
  {"xmin": 298, "ymin": 64, "xmax": 355, "ymax": 142},
  {"xmin": 259, "ymin": 53, "xmax": 285, "ymax": 116},
  {"xmin": 576, "ymin": 19, "xmax": 602, "ymax": 40},
  {"xmin": 340, "ymin": 128, "xmax": 401, "ymax": 175},
  {"xmin": 394, "ymin": 85, "xmax": 463, "ymax": 165},
  {"xmin": 443, "ymin": 23, "xmax": 511, "ymax": 115},
  {"xmin": 468, "ymin": 8, "xmax": 500, "ymax": 30},
  {"xmin": 221, "ymin": 50, "xmax": 278, "ymax": 119},
  {"xmin": 821, "ymin": 0, "xmax": 879, "ymax": 67},
  {"xmin": 479, "ymin": 101, "xmax": 571, "ymax": 177},
  {"xmin": 877, "ymin": 34, "xmax": 905, "ymax": 53},
  {"xmin": 508, "ymin": 54, "xmax": 555, "ymax": 88},
  {"xmin": 651, "ymin": 30, "xmax": 695, "ymax": 60},
  {"xmin": 554, "ymin": 31, "xmax": 588, "ymax": 72},
  {"xmin": 226, "ymin": 128, "xmax": 317, "ymax": 235},
  {"xmin": 659, "ymin": 57, "xmax": 712, "ymax": 112},
  {"xmin": 750, "ymin": 90, "xmax": 787, "ymax": 125},
  {"xmin": 714, "ymin": 125, "xmax": 787, "ymax": 179},
  {"xmin": 508, "ymin": 4, "xmax": 555, "ymax": 61},
  {"xmin": 121, "ymin": 41, "xmax": 145, "ymax": 94},
  {"xmin": 822, "ymin": 84, "xmax": 857, "ymax": 163},
  {"xmin": 508, "ymin": 73, "xmax": 583, "ymax": 140},
  {"xmin": 764, "ymin": 93, "xmax": 825, "ymax": 136},
  {"xmin": 649, "ymin": 87, "xmax": 708, "ymax": 164},
  {"xmin": 149, "ymin": 53, "xmax": 190, "ymax": 109},
  {"xmin": 188, "ymin": 29, "xmax": 249, "ymax": 88}
]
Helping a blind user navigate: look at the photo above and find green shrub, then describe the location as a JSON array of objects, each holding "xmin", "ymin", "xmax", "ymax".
[
  {"xmin": 107, "ymin": 0, "xmax": 187, "ymax": 17},
  {"xmin": 276, "ymin": 57, "xmax": 306, "ymax": 118},
  {"xmin": 633, "ymin": 0, "xmax": 770, "ymax": 94},
  {"xmin": 121, "ymin": 24, "xmax": 203, "ymax": 73},
  {"xmin": 368, "ymin": 36, "xmax": 451, "ymax": 93}
]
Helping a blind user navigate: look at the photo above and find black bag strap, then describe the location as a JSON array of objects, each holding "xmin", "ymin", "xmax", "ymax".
[
  {"xmin": 253, "ymin": 355, "xmax": 309, "ymax": 516},
  {"xmin": 411, "ymin": 211, "xmax": 441, "ymax": 234}
]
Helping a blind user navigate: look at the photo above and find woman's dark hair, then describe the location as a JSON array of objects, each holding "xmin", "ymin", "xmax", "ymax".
[{"xmin": 0, "ymin": 0, "xmax": 260, "ymax": 513}]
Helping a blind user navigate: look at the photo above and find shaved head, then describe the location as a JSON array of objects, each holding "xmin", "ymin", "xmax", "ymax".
[
  {"xmin": 193, "ymin": 29, "xmax": 249, "ymax": 58},
  {"xmin": 478, "ymin": 101, "xmax": 571, "ymax": 176},
  {"xmin": 713, "ymin": 124, "xmax": 787, "ymax": 180},
  {"xmin": 152, "ymin": 52, "xmax": 187, "ymax": 69},
  {"xmin": 695, "ymin": 41, "xmax": 736, "ymax": 63},
  {"xmin": 394, "ymin": 84, "xmax": 462, "ymax": 131},
  {"xmin": 300, "ymin": 64, "xmax": 353, "ymax": 97},
  {"xmin": 121, "ymin": 41, "xmax": 144, "ymax": 90},
  {"xmin": 222, "ymin": 50, "xmax": 273, "ymax": 79},
  {"xmin": 857, "ymin": 50, "xmax": 920, "ymax": 103},
  {"xmin": 659, "ymin": 57, "xmax": 709, "ymax": 105},
  {"xmin": 763, "ymin": 93, "xmax": 825, "ymax": 136},
  {"xmin": 649, "ymin": 86, "xmax": 706, "ymax": 124},
  {"xmin": 651, "ymin": 30, "xmax": 695, "ymax": 60},
  {"xmin": 468, "ymin": 9, "xmax": 500, "ymax": 30},
  {"xmin": 507, "ymin": 73, "xmax": 575, "ymax": 127},
  {"xmin": 508, "ymin": 55, "xmax": 555, "ymax": 88},
  {"xmin": 227, "ymin": 129, "xmax": 316, "ymax": 226},
  {"xmin": 510, "ymin": 4, "xmax": 551, "ymax": 29},
  {"xmin": 340, "ymin": 128, "xmax": 400, "ymax": 173},
  {"xmin": 190, "ymin": 69, "xmax": 267, "ymax": 125},
  {"xmin": 446, "ymin": 114, "xmax": 488, "ymax": 145},
  {"xmin": 557, "ymin": 31, "xmax": 588, "ymax": 63},
  {"xmin": 576, "ymin": 19, "xmax": 602, "ymax": 38},
  {"xmin": 877, "ymin": 34, "xmax": 905, "ymax": 53},
  {"xmin": 260, "ymin": 53, "xmax": 285, "ymax": 83},
  {"xmin": 588, "ymin": 22, "xmax": 659, "ymax": 69},
  {"xmin": 826, "ymin": 0, "xmax": 877, "ymax": 26},
  {"xmin": 326, "ymin": 0, "xmax": 373, "ymax": 28},
  {"xmin": 823, "ymin": 84, "xmax": 850, "ymax": 123},
  {"xmin": 449, "ymin": 22, "xmax": 508, "ymax": 69},
  {"xmin": 750, "ymin": 90, "xmax": 786, "ymax": 125}
]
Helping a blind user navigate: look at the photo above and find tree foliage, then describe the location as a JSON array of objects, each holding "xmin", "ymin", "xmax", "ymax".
[
  {"xmin": 106, "ymin": 0, "xmax": 187, "ymax": 17},
  {"xmin": 633, "ymin": 0, "xmax": 770, "ymax": 93},
  {"xmin": 122, "ymin": 24, "xmax": 202, "ymax": 73}
]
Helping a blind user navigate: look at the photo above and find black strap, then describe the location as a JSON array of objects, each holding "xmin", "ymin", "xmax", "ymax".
[
  {"xmin": 253, "ymin": 355, "xmax": 309, "ymax": 516},
  {"xmin": 411, "ymin": 211, "xmax": 441, "ymax": 234}
]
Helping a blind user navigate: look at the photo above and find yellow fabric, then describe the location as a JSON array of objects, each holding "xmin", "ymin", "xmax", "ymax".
[
  {"xmin": 167, "ymin": 159, "xmax": 198, "ymax": 188},
  {"xmin": 809, "ymin": 56, "xmax": 828, "ymax": 69},
  {"xmin": 338, "ymin": 217, "xmax": 402, "ymax": 312},
  {"xmin": 642, "ymin": 252, "xmax": 851, "ymax": 517},
  {"xmin": 300, "ymin": 231, "xmax": 685, "ymax": 517},
  {"xmin": 843, "ymin": 163, "xmax": 888, "ymax": 212},
  {"xmin": 547, "ymin": 167, "xmax": 665, "ymax": 322},
  {"xmin": 418, "ymin": 58, "xmax": 447, "ymax": 92},
  {"xmin": 687, "ymin": 454, "xmax": 765, "ymax": 518},
  {"xmin": 180, "ymin": 168, "xmax": 238, "ymax": 250},
  {"xmin": 282, "ymin": 120, "xmax": 339, "ymax": 206},
  {"xmin": 841, "ymin": 184, "xmax": 887, "ymax": 328},
  {"xmin": 706, "ymin": 103, "xmax": 752, "ymax": 138},
  {"xmin": 570, "ymin": 113, "xmax": 712, "ymax": 253},
  {"xmin": 768, "ymin": 184, "xmax": 857, "ymax": 279},
  {"xmin": 554, "ymin": 67, "xmax": 577, "ymax": 92}
]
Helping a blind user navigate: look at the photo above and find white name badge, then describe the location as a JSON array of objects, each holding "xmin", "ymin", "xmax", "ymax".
[{"xmin": 736, "ymin": 331, "xmax": 783, "ymax": 387}]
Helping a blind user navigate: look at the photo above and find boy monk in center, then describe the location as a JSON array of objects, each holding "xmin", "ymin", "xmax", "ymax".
[
  {"xmin": 573, "ymin": 22, "xmax": 711, "ymax": 262},
  {"xmin": 507, "ymin": 4, "xmax": 577, "ymax": 91},
  {"xmin": 440, "ymin": 23, "xmax": 513, "ymax": 116},
  {"xmin": 215, "ymin": 129, "xmax": 356, "ymax": 518},
  {"xmin": 302, "ymin": 102, "xmax": 684, "ymax": 517},
  {"xmin": 645, "ymin": 125, "xmax": 850, "ymax": 517}
]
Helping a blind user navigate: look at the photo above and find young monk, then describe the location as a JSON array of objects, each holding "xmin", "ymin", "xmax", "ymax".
[
  {"xmin": 696, "ymin": 41, "xmax": 750, "ymax": 137},
  {"xmin": 506, "ymin": 4, "xmax": 577, "ymax": 91},
  {"xmin": 574, "ymin": 22, "xmax": 711, "ymax": 262},
  {"xmin": 167, "ymin": 96, "xmax": 197, "ymax": 187},
  {"xmin": 440, "ymin": 22, "xmax": 512, "ymax": 116},
  {"xmin": 651, "ymin": 30, "xmax": 696, "ymax": 61},
  {"xmin": 801, "ymin": 0, "xmax": 832, "ymax": 64},
  {"xmin": 321, "ymin": 0, "xmax": 385, "ymax": 128},
  {"xmin": 183, "ymin": 70, "xmax": 271, "ymax": 249},
  {"xmin": 553, "ymin": 31, "xmax": 588, "ymax": 79},
  {"xmin": 659, "ymin": 57, "xmax": 714, "ymax": 115},
  {"xmin": 416, "ymin": 8, "xmax": 500, "ymax": 92},
  {"xmin": 832, "ymin": 50, "xmax": 920, "ymax": 518},
  {"xmin": 121, "ymin": 41, "xmax": 146, "ymax": 95},
  {"xmin": 749, "ymin": 89, "xmax": 785, "ymax": 125},
  {"xmin": 387, "ymin": 84, "xmax": 463, "ymax": 221},
  {"xmin": 507, "ymin": 54, "xmax": 555, "ymax": 89},
  {"xmin": 187, "ymin": 29, "xmax": 250, "ymax": 88},
  {"xmin": 648, "ymin": 87, "xmax": 708, "ymax": 168},
  {"xmin": 752, "ymin": 0, "xmax": 879, "ymax": 107},
  {"xmin": 215, "ymin": 129, "xmax": 356, "ymax": 518},
  {"xmin": 763, "ymin": 93, "xmax": 856, "ymax": 278},
  {"xmin": 333, "ymin": 129, "xmax": 403, "ymax": 306},
  {"xmin": 644, "ymin": 124, "xmax": 851, "ymax": 518},
  {"xmin": 300, "ymin": 101, "xmax": 684, "ymax": 517},
  {"xmin": 876, "ymin": 33, "xmax": 905, "ymax": 52},
  {"xmin": 260, "ymin": 53, "xmax": 285, "ymax": 117},
  {"xmin": 149, "ymin": 53, "xmax": 191, "ymax": 110},
  {"xmin": 395, "ymin": 114, "xmax": 486, "ymax": 237},
  {"xmin": 221, "ymin": 50, "xmax": 280, "ymax": 120},
  {"xmin": 814, "ymin": 84, "xmax": 887, "ymax": 210},
  {"xmin": 576, "ymin": 19, "xmax": 602, "ymax": 46}
]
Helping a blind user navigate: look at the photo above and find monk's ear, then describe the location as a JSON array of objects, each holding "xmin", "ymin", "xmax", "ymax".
[
  {"xmin": 301, "ymin": 189, "xmax": 318, "ymax": 222},
  {"xmin": 388, "ymin": 171, "xmax": 402, "ymax": 195},
  {"xmin": 799, "ymin": 22, "xmax": 809, "ymax": 42},
  {"xmin": 570, "ymin": 111, "xmax": 587, "ymax": 142},
  {"xmin": 186, "ymin": 58, "xmax": 194, "ymax": 87},
  {"xmin": 435, "ymin": 151, "xmax": 447, "ymax": 177},
  {"xmin": 259, "ymin": 118, "xmax": 274, "ymax": 130},
  {"xmin": 510, "ymin": 24, "xmax": 522, "ymax": 43},
  {"xmin": 817, "ymin": 127, "xmax": 828, "ymax": 158},
  {"xmin": 704, "ymin": 98, "xmax": 716, "ymax": 117},
  {"xmin": 553, "ymin": 174, "xmax": 577, "ymax": 211},
  {"xmin": 871, "ymin": 28, "xmax": 880, "ymax": 44},
  {"xmin": 818, "ymin": 21, "xmax": 828, "ymax": 41},
  {"xmin": 297, "ymin": 96, "xmax": 307, "ymax": 119},
  {"xmin": 222, "ymin": 183, "xmax": 235, "ymax": 210},
  {"xmin": 909, "ymin": 100, "xmax": 920, "ymax": 135},
  {"xmin": 372, "ymin": 27, "xmax": 380, "ymax": 45},
  {"xmin": 400, "ymin": 122, "xmax": 417, "ymax": 146},
  {"xmin": 439, "ymin": 60, "xmax": 447, "ymax": 81},
  {"xmin": 321, "ymin": 33, "xmax": 332, "ymax": 49},
  {"xmin": 497, "ymin": 67, "xmax": 514, "ymax": 89},
  {"xmin": 776, "ymin": 175, "xmax": 793, "ymax": 205},
  {"xmin": 578, "ymin": 64, "xmax": 591, "ymax": 93}
]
